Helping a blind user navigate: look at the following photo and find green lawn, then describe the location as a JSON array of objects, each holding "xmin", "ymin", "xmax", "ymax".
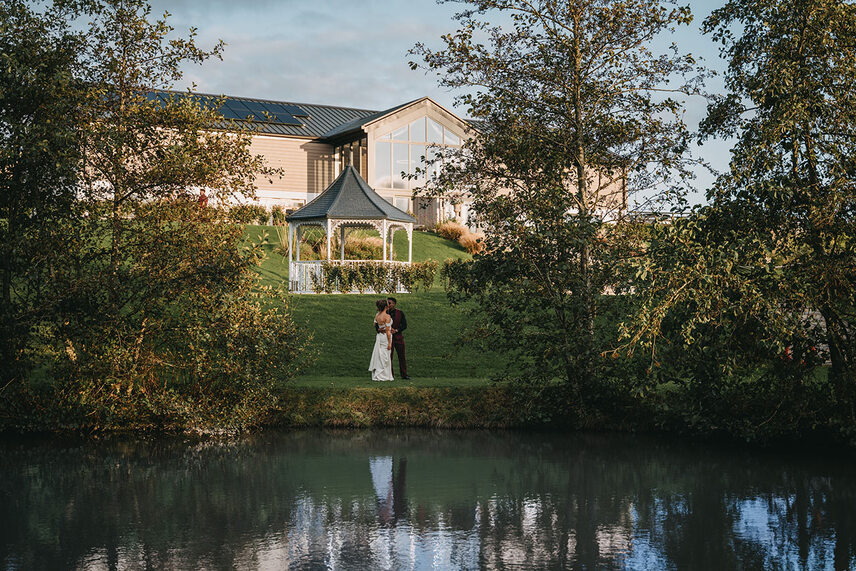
[
  {"xmin": 241, "ymin": 226, "xmax": 498, "ymax": 384},
  {"xmin": 289, "ymin": 291, "xmax": 503, "ymax": 383}
]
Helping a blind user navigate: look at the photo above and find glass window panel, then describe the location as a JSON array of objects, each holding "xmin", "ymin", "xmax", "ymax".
[
  {"xmin": 394, "ymin": 197, "xmax": 410, "ymax": 212},
  {"xmin": 378, "ymin": 132, "xmax": 391, "ymax": 140},
  {"xmin": 410, "ymin": 144, "xmax": 426, "ymax": 188},
  {"xmin": 374, "ymin": 141, "xmax": 391, "ymax": 188},
  {"xmin": 409, "ymin": 118, "xmax": 426, "ymax": 142},
  {"xmin": 444, "ymin": 128, "xmax": 461, "ymax": 145},
  {"xmin": 392, "ymin": 143, "xmax": 408, "ymax": 189},
  {"xmin": 427, "ymin": 118, "xmax": 444, "ymax": 143},
  {"xmin": 392, "ymin": 125, "xmax": 408, "ymax": 141},
  {"xmin": 426, "ymin": 146, "xmax": 441, "ymax": 180}
]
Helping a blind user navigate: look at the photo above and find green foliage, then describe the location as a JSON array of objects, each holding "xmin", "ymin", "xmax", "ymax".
[
  {"xmin": 230, "ymin": 204, "xmax": 269, "ymax": 225},
  {"xmin": 309, "ymin": 261, "xmax": 438, "ymax": 294},
  {"xmin": 270, "ymin": 205, "xmax": 286, "ymax": 225},
  {"xmin": 410, "ymin": 0, "xmax": 703, "ymax": 400},
  {"xmin": 0, "ymin": 0, "xmax": 307, "ymax": 430},
  {"xmin": 275, "ymin": 386, "xmax": 531, "ymax": 428},
  {"xmin": 0, "ymin": 1, "xmax": 85, "ymax": 382},
  {"xmin": 625, "ymin": 0, "xmax": 856, "ymax": 437}
]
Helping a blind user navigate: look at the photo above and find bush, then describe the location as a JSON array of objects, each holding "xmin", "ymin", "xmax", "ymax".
[
  {"xmin": 459, "ymin": 231, "xmax": 485, "ymax": 254},
  {"xmin": 271, "ymin": 205, "xmax": 286, "ymax": 225},
  {"xmin": 435, "ymin": 221, "xmax": 467, "ymax": 242},
  {"xmin": 309, "ymin": 261, "xmax": 438, "ymax": 294},
  {"xmin": 435, "ymin": 220, "xmax": 485, "ymax": 255},
  {"xmin": 345, "ymin": 235, "xmax": 383, "ymax": 259},
  {"xmin": 230, "ymin": 204, "xmax": 268, "ymax": 224}
]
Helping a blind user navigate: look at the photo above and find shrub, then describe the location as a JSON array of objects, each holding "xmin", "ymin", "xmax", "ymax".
[
  {"xmin": 412, "ymin": 260, "xmax": 439, "ymax": 292},
  {"xmin": 345, "ymin": 235, "xmax": 383, "ymax": 259},
  {"xmin": 309, "ymin": 261, "xmax": 438, "ymax": 294},
  {"xmin": 256, "ymin": 208, "xmax": 270, "ymax": 225},
  {"xmin": 459, "ymin": 231, "xmax": 486, "ymax": 254},
  {"xmin": 271, "ymin": 205, "xmax": 286, "ymax": 225},
  {"xmin": 230, "ymin": 204, "xmax": 268, "ymax": 224},
  {"xmin": 435, "ymin": 221, "xmax": 467, "ymax": 242}
]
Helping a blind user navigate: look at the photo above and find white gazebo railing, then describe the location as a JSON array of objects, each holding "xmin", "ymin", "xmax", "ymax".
[{"xmin": 289, "ymin": 260, "xmax": 412, "ymax": 294}]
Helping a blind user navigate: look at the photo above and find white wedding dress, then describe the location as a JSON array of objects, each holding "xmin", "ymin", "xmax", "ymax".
[{"xmin": 369, "ymin": 319, "xmax": 394, "ymax": 381}]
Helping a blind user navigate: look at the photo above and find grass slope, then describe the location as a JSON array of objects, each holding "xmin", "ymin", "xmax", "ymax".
[{"xmin": 241, "ymin": 226, "xmax": 496, "ymax": 385}]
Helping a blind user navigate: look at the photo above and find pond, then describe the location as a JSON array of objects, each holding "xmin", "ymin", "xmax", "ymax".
[{"xmin": 1, "ymin": 430, "xmax": 855, "ymax": 570}]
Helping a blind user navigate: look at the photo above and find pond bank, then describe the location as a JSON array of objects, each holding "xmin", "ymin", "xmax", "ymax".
[
  {"xmin": 2, "ymin": 382, "xmax": 852, "ymax": 449},
  {"xmin": 268, "ymin": 384, "xmax": 855, "ymax": 450}
]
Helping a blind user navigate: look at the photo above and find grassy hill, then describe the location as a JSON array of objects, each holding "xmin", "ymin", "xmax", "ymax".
[{"xmin": 242, "ymin": 226, "xmax": 501, "ymax": 386}]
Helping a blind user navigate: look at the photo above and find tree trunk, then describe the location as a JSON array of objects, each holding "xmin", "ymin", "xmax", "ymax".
[
  {"xmin": 820, "ymin": 304, "xmax": 854, "ymax": 414},
  {"xmin": 571, "ymin": 13, "xmax": 595, "ymax": 392}
]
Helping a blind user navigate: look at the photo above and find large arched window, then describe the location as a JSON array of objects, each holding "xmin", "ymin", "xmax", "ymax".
[{"xmin": 373, "ymin": 117, "xmax": 462, "ymax": 190}]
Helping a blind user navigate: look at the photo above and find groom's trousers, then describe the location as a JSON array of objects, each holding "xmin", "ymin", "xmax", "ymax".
[{"xmin": 391, "ymin": 341, "xmax": 407, "ymax": 378}]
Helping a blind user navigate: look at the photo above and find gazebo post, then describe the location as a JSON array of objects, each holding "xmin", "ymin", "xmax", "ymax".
[
  {"xmin": 288, "ymin": 223, "xmax": 293, "ymax": 264},
  {"xmin": 295, "ymin": 225, "xmax": 301, "ymax": 262},
  {"xmin": 340, "ymin": 225, "xmax": 346, "ymax": 261},
  {"xmin": 382, "ymin": 219, "xmax": 388, "ymax": 262},
  {"xmin": 408, "ymin": 224, "xmax": 413, "ymax": 263},
  {"xmin": 326, "ymin": 219, "xmax": 332, "ymax": 261}
]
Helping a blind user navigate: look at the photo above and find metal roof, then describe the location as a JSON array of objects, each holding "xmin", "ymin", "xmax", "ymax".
[
  {"xmin": 320, "ymin": 99, "xmax": 419, "ymax": 140},
  {"xmin": 149, "ymin": 90, "xmax": 475, "ymax": 141},
  {"xmin": 286, "ymin": 166, "xmax": 416, "ymax": 224},
  {"xmin": 149, "ymin": 89, "xmax": 380, "ymax": 138}
]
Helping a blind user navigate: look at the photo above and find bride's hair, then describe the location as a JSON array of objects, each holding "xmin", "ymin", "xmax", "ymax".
[{"xmin": 376, "ymin": 299, "xmax": 388, "ymax": 311}]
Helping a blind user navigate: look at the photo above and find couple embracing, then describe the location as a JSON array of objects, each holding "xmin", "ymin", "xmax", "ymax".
[{"xmin": 369, "ymin": 297, "xmax": 410, "ymax": 382}]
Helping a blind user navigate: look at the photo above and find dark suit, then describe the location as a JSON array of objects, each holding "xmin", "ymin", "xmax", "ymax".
[{"xmin": 388, "ymin": 308, "xmax": 408, "ymax": 377}]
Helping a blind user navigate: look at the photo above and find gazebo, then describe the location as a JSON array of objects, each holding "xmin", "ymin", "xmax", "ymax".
[{"xmin": 285, "ymin": 165, "xmax": 417, "ymax": 293}]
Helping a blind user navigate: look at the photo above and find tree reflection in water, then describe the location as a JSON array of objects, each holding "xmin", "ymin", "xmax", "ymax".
[{"xmin": 1, "ymin": 430, "xmax": 855, "ymax": 570}]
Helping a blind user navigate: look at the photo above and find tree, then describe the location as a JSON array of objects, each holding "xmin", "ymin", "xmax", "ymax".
[
  {"xmin": 7, "ymin": 0, "xmax": 304, "ymax": 429},
  {"xmin": 627, "ymin": 0, "xmax": 855, "ymax": 414},
  {"xmin": 0, "ymin": 1, "xmax": 84, "ymax": 381},
  {"xmin": 411, "ymin": 0, "xmax": 702, "ymax": 398}
]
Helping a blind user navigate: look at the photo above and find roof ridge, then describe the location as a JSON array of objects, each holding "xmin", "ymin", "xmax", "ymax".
[
  {"xmin": 324, "ymin": 167, "xmax": 352, "ymax": 215},
  {"xmin": 150, "ymin": 87, "xmax": 380, "ymax": 113}
]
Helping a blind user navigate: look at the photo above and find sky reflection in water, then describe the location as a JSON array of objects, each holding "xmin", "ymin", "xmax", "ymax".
[{"xmin": 1, "ymin": 430, "xmax": 855, "ymax": 570}]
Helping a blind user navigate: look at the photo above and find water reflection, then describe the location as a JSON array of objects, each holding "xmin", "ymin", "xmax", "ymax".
[{"xmin": 1, "ymin": 430, "xmax": 855, "ymax": 570}]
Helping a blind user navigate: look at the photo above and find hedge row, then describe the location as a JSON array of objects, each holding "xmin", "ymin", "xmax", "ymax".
[{"xmin": 310, "ymin": 260, "xmax": 439, "ymax": 294}]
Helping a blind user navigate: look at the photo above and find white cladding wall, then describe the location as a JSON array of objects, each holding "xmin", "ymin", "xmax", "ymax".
[{"xmin": 248, "ymin": 135, "xmax": 335, "ymax": 208}]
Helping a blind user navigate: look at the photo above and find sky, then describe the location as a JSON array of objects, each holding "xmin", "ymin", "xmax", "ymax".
[{"xmin": 147, "ymin": 0, "xmax": 733, "ymax": 202}]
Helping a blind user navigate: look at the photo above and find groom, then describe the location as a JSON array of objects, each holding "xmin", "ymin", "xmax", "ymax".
[{"xmin": 387, "ymin": 297, "xmax": 410, "ymax": 380}]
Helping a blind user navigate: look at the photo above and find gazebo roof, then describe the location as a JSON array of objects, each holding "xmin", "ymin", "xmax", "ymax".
[{"xmin": 285, "ymin": 166, "xmax": 416, "ymax": 224}]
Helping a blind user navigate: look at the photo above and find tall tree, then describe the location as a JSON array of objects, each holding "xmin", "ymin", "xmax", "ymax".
[
  {"xmin": 0, "ymin": 1, "xmax": 84, "ymax": 381},
  {"xmin": 411, "ymin": 0, "xmax": 702, "ymax": 396},
  {"xmin": 627, "ymin": 0, "xmax": 855, "ymax": 408},
  {"xmin": 703, "ymin": 0, "xmax": 856, "ymax": 387},
  {"xmin": 28, "ymin": 0, "xmax": 302, "ymax": 428}
]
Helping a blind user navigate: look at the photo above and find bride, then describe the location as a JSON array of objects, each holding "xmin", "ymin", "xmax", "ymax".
[{"xmin": 369, "ymin": 299, "xmax": 394, "ymax": 382}]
